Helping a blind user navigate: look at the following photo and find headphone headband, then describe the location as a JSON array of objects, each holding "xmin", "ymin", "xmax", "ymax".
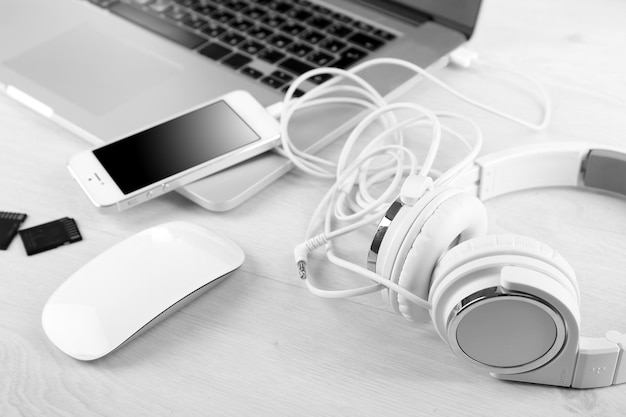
[
  {"xmin": 453, "ymin": 142, "xmax": 626, "ymax": 200},
  {"xmin": 367, "ymin": 142, "xmax": 626, "ymax": 388},
  {"xmin": 369, "ymin": 142, "xmax": 626, "ymax": 277}
]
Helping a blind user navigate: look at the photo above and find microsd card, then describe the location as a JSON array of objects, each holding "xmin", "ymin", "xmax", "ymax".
[
  {"xmin": 0, "ymin": 211, "xmax": 27, "ymax": 250},
  {"xmin": 19, "ymin": 217, "xmax": 83, "ymax": 255}
]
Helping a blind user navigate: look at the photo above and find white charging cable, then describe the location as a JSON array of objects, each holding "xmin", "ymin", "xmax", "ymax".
[
  {"xmin": 270, "ymin": 55, "xmax": 550, "ymax": 307},
  {"xmin": 448, "ymin": 48, "xmax": 553, "ymax": 131}
]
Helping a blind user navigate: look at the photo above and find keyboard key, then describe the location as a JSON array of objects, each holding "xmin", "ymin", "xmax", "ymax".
[
  {"xmin": 311, "ymin": 4, "xmax": 331, "ymax": 15},
  {"xmin": 286, "ymin": 42, "xmax": 313, "ymax": 57},
  {"xmin": 300, "ymin": 30, "xmax": 324, "ymax": 44},
  {"xmin": 242, "ymin": 66, "xmax": 264, "ymax": 79},
  {"xmin": 110, "ymin": 3, "xmax": 207, "ymax": 49},
  {"xmin": 193, "ymin": 4, "xmax": 217, "ymax": 17},
  {"xmin": 373, "ymin": 28, "xmax": 396, "ymax": 41},
  {"xmin": 222, "ymin": 52, "xmax": 252, "ymax": 69},
  {"xmin": 211, "ymin": 10, "xmax": 236, "ymax": 24},
  {"xmin": 281, "ymin": 22, "xmax": 306, "ymax": 36},
  {"xmin": 261, "ymin": 76, "xmax": 286, "ymax": 89},
  {"xmin": 307, "ymin": 51, "xmax": 334, "ymax": 67},
  {"xmin": 271, "ymin": 70, "xmax": 294, "ymax": 83},
  {"xmin": 282, "ymin": 85, "xmax": 305, "ymax": 97},
  {"xmin": 268, "ymin": 1, "xmax": 292, "ymax": 13},
  {"xmin": 326, "ymin": 23, "xmax": 353, "ymax": 38},
  {"xmin": 199, "ymin": 42, "xmax": 232, "ymax": 60},
  {"xmin": 310, "ymin": 73, "xmax": 332, "ymax": 85},
  {"xmin": 320, "ymin": 38, "xmax": 346, "ymax": 53},
  {"xmin": 308, "ymin": 16, "xmax": 332, "ymax": 30},
  {"xmin": 332, "ymin": 47, "xmax": 367, "ymax": 69},
  {"xmin": 173, "ymin": 0, "xmax": 198, "ymax": 6},
  {"xmin": 279, "ymin": 57, "xmax": 314, "ymax": 76},
  {"xmin": 258, "ymin": 48, "xmax": 285, "ymax": 63},
  {"xmin": 231, "ymin": 17, "xmax": 255, "ymax": 32},
  {"xmin": 224, "ymin": 0, "xmax": 248, "ymax": 11},
  {"xmin": 287, "ymin": 9, "xmax": 312, "ymax": 21},
  {"xmin": 202, "ymin": 23, "xmax": 227, "ymax": 38},
  {"xmin": 163, "ymin": 5, "xmax": 188, "ymax": 20},
  {"xmin": 221, "ymin": 32, "xmax": 246, "ymax": 46},
  {"xmin": 249, "ymin": 26, "xmax": 274, "ymax": 40},
  {"xmin": 239, "ymin": 39, "xmax": 265, "ymax": 55},
  {"xmin": 331, "ymin": 12, "xmax": 352, "ymax": 24},
  {"xmin": 182, "ymin": 16, "xmax": 208, "ymax": 30},
  {"xmin": 353, "ymin": 21, "xmax": 373, "ymax": 32},
  {"xmin": 262, "ymin": 14, "xmax": 286, "ymax": 28},
  {"xmin": 268, "ymin": 34, "xmax": 293, "ymax": 48},
  {"xmin": 164, "ymin": 7, "xmax": 189, "ymax": 21},
  {"xmin": 347, "ymin": 32, "xmax": 383, "ymax": 51},
  {"xmin": 242, "ymin": 7, "xmax": 266, "ymax": 19}
]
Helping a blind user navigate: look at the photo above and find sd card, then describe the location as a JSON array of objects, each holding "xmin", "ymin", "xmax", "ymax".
[
  {"xmin": 19, "ymin": 217, "xmax": 83, "ymax": 255},
  {"xmin": 0, "ymin": 211, "xmax": 28, "ymax": 250}
]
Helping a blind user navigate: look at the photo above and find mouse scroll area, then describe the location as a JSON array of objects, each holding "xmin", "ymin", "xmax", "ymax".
[{"xmin": 41, "ymin": 221, "xmax": 244, "ymax": 360}]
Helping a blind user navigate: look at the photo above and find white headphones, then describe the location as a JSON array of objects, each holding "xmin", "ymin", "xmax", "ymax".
[
  {"xmin": 280, "ymin": 56, "xmax": 624, "ymax": 389},
  {"xmin": 367, "ymin": 142, "xmax": 626, "ymax": 389}
]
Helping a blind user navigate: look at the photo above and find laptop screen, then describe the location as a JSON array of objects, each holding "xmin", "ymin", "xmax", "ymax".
[{"xmin": 354, "ymin": 0, "xmax": 482, "ymax": 38}]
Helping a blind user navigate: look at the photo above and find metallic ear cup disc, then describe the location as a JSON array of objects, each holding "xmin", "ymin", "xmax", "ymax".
[{"xmin": 448, "ymin": 288, "xmax": 566, "ymax": 373}]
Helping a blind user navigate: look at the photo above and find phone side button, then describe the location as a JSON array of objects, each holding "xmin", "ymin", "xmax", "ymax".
[{"xmin": 127, "ymin": 197, "xmax": 141, "ymax": 206}]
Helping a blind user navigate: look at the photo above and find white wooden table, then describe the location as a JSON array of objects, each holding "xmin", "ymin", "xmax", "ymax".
[{"xmin": 2, "ymin": 0, "xmax": 626, "ymax": 415}]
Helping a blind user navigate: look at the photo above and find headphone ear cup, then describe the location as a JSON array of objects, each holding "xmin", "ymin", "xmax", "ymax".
[
  {"xmin": 393, "ymin": 191, "xmax": 488, "ymax": 322},
  {"xmin": 431, "ymin": 234, "xmax": 580, "ymax": 312},
  {"xmin": 429, "ymin": 234, "xmax": 580, "ymax": 374}
]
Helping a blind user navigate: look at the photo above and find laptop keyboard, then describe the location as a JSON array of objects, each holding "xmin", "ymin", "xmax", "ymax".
[{"xmin": 88, "ymin": 0, "xmax": 397, "ymax": 95}]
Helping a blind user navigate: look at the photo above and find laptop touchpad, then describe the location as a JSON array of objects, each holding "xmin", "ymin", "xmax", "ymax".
[{"xmin": 5, "ymin": 25, "xmax": 178, "ymax": 115}]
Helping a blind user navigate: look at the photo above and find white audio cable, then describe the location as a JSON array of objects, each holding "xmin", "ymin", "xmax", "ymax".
[{"xmin": 270, "ymin": 56, "xmax": 549, "ymax": 307}]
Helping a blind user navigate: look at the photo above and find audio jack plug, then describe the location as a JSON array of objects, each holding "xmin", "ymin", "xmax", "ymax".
[
  {"xmin": 294, "ymin": 243, "xmax": 309, "ymax": 280},
  {"xmin": 294, "ymin": 235, "xmax": 328, "ymax": 281},
  {"xmin": 297, "ymin": 260, "xmax": 307, "ymax": 280}
]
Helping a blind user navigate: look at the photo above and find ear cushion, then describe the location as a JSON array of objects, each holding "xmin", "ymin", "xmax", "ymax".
[
  {"xmin": 393, "ymin": 191, "xmax": 488, "ymax": 322},
  {"xmin": 427, "ymin": 234, "xmax": 580, "ymax": 364},
  {"xmin": 375, "ymin": 187, "xmax": 477, "ymax": 313},
  {"xmin": 430, "ymin": 234, "xmax": 579, "ymax": 305}
]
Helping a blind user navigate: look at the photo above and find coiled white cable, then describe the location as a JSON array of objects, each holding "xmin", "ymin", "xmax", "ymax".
[{"xmin": 272, "ymin": 56, "xmax": 549, "ymax": 308}]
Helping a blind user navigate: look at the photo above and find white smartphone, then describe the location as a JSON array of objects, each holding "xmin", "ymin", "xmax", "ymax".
[{"xmin": 68, "ymin": 91, "xmax": 281, "ymax": 213}]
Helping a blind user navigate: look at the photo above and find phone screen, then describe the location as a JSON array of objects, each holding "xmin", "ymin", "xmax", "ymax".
[{"xmin": 93, "ymin": 101, "xmax": 260, "ymax": 194}]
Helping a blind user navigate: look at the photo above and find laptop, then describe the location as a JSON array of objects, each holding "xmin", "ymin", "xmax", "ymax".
[{"xmin": 0, "ymin": 0, "xmax": 482, "ymax": 211}]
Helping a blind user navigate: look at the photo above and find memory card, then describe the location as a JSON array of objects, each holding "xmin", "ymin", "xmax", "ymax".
[
  {"xmin": 19, "ymin": 217, "xmax": 83, "ymax": 256},
  {"xmin": 0, "ymin": 211, "xmax": 28, "ymax": 250}
]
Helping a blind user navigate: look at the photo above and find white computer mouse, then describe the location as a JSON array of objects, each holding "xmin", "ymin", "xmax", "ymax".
[{"xmin": 41, "ymin": 221, "xmax": 244, "ymax": 361}]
